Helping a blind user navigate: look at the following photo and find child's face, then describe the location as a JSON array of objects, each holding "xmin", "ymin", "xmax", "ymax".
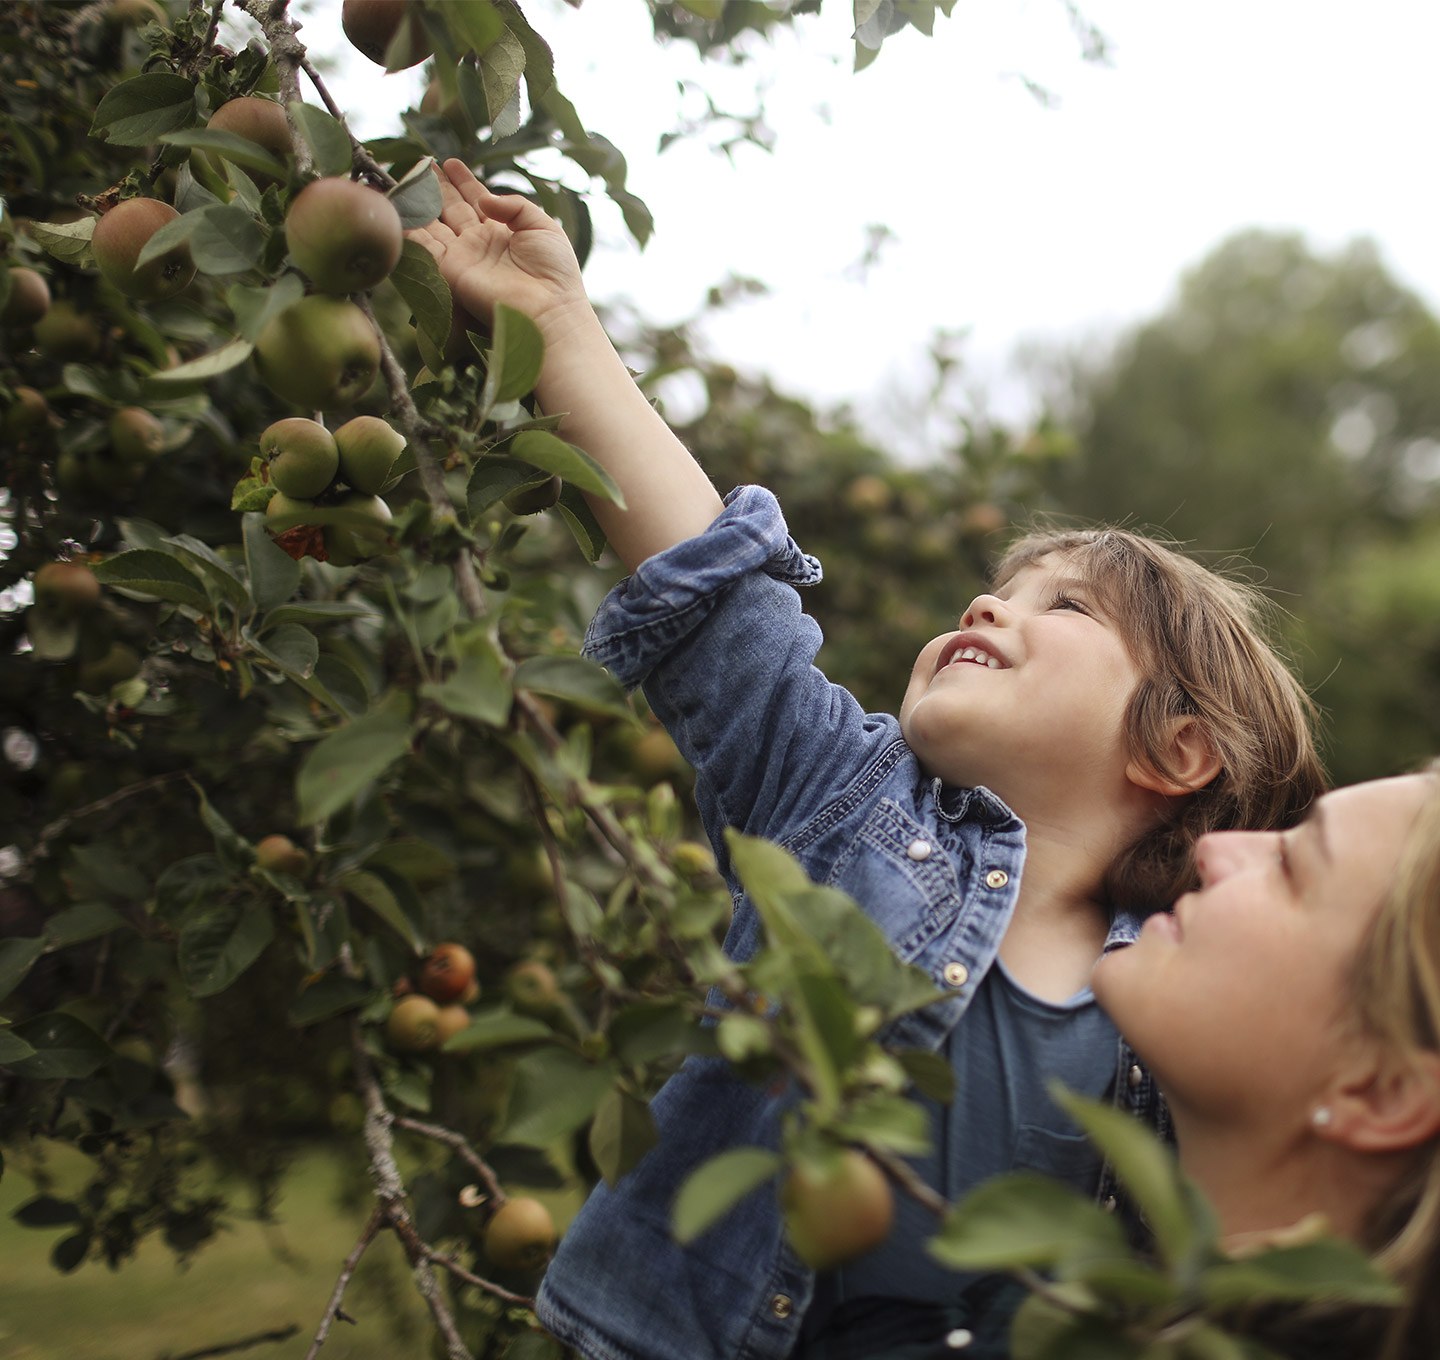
[{"xmin": 899, "ymin": 552, "xmax": 1144, "ymax": 799}]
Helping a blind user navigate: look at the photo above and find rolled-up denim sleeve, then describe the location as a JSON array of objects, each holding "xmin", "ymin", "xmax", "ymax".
[{"xmin": 584, "ymin": 485, "xmax": 897, "ymax": 861}]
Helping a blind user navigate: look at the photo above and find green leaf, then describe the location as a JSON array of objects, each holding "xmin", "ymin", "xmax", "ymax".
[
  {"xmin": 336, "ymin": 868, "xmax": 424, "ymax": 951},
  {"xmin": 227, "ymin": 274, "xmax": 306, "ymax": 344},
  {"xmin": 133, "ymin": 205, "xmax": 204, "ymax": 271},
  {"xmin": 1201, "ymin": 1238, "xmax": 1403, "ymax": 1309},
  {"xmin": 588, "ymin": 1085, "xmax": 659, "ymax": 1188},
  {"xmin": 930, "ymin": 1170, "xmax": 1130, "ymax": 1272},
  {"xmin": 264, "ymin": 600, "xmax": 378, "ymax": 627},
  {"xmin": 91, "ymin": 548, "xmax": 211, "ymax": 612},
  {"xmin": 479, "ymin": 27, "xmax": 526, "ymax": 135},
  {"xmin": 420, "ymin": 632, "xmax": 512, "ymax": 726},
  {"xmin": 296, "ymin": 707, "xmax": 414, "ymax": 825},
  {"xmin": 246, "ymin": 622, "xmax": 319, "ymax": 680},
  {"xmin": 673, "ymin": 1147, "xmax": 782, "ymax": 1244},
  {"xmin": 12, "ymin": 1196, "xmax": 82, "ymax": 1228},
  {"xmin": 163, "ymin": 534, "xmax": 249, "ymax": 608},
  {"xmin": 7, "ymin": 1013, "xmax": 109, "ymax": 1079},
  {"xmin": 1054, "ymin": 1084, "xmax": 1214, "ymax": 1272},
  {"xmin": 0, "ymin": 938, "xmax": 47, "ymax": 1005},
  {"xmin": 0, "ymin": 1028, "xmax": 37, "ymax": 1065},
  {"xmin": 191, "ymin": 781, "xmax": 250, "ymax": 870},
  {"xmin": 832, "ymin": 1091, "xmax": 932, "ymax": 1156},
  {"xmin": 147, "ymin": 338, "xmax": 254, "ymax": 386},
  {"xmin": 91, "ymin": 73, "xmax": 197, "ymax": 147},
  {"xmin": 896, "ymin": 1048, "xmax": 956, "ymax": 1105},
  {"xmin": 388, "ymin": 156, "xmax": 443, "ymax": 229},
  {"xmin": 501, "ymin": 1046, "xmax": 617, "ymax": 1145},
  {"xmin": 513, "ymin": 654, "xmax": 630, "ymax": 718},
  {"xmin": 243, "ymin": 512, "xmax": 302, "ymax": 612},
  {"xmin": 29, "ymin": 217, "xmax": 96, "ymax": 268},
  {"xmin": 509, "ymin": 429, "xmax": 625, "ymax": 506},
  {"xmin": 554, "ymin": 483, "xmax": 608, "ymax": 561},
  {"xmin": 159, "ymin": 128, "xmax": 285, "ymax": 179},
  {"xmin": 42, "ymin": 904, "xmax": 127, "ymax": 949},
  {"xmin": 483, "ymin": 303, "xmax": 545, "ymax": 407},
  {"xmin": 288, "ymin": 974, "xmax": 376, "ymax": 1027},
  {"xmin": 187, "ymin": 204, "xmax": 266, "ymax": 275},
  {"xmin": 390, "ymin": 239, "xmax": 452, "ymax": 350},
  {"xmin": 468, "ymin": 455, "xmax": 549, "ymax": 518},
  {"xmin": 442, "ymin": 0, "xmax": 507, "ymax": 57},
  {"xmin": 178, "ymin": 899, "xmax": 275, "ymax": 998},
  {"xmin": 51, "ymin": 1233, "xmax": 91, "ymax": 1274},
  {"xmin": 442, "ymin": 1011, "xmax": 553, "ymax": 1052},
  {"xmin": 287, "ymin": 103, "xmax": 352, "ymax": 178}
]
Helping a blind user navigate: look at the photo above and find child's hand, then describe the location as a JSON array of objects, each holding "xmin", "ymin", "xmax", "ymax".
[{"xmin": 407, "ymin": 158, "xmax": 589, "ymax": 340}]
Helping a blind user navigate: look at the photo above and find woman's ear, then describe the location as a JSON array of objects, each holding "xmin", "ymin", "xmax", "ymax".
[
  {"xmin": 1322, "ymin": 1047, "xmax": 1440, "ymax": 1155},
  {"xmin": 1126, "ymin": 719, "xmax": 1223, "ymax": 798}
]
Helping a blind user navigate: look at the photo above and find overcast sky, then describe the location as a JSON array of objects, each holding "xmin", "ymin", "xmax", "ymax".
[{"xmin": 318, "ymin": 1, "xmax": 1440, "ymax": 454}]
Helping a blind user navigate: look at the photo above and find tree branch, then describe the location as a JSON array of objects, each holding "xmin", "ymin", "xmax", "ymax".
[
  {"xmin": 162, "ymin": 1325, "xmax": 302, "ymax": 1360},
  {"xmin": 391, "ymin": 1115, "xmax": 506, "ymax": 1206},
  {"xmin": 302, "ymin": 1209, "xmax": 380, "ymax": 1360},
  {"xmin": 425, "ymin": 1249, "xmax": 534, "ymax": 1307}
]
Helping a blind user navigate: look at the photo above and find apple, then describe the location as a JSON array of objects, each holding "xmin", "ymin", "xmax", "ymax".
[
  {"xmin": 254, "ymin": 834, "xmax": 309, "ymax": 877},
  {"xmin": 32, "ymin": 299, "xmax": 101, "ymax": 361},
  {"xmin": 3, "ymin": 386, "xmax": 51, "ymax": 445},
  {"xmin": 333, "ymin": 415, "xmax": 404, "ymax": 494},
  {"xmin": 780, "ymin": 1148, "xmax": 894, "ymax": 1270},
  {"xmin": 108, "ymin": 407, "xmax": 164, "ymax": 462},
  {"xmin": 76, "ymin": 641, "xmax": 142, "ymax": 695},
  {"xmin": 260, "ymin": 417, "xmax": 339, "ymax": 499},
  {"xmin": 265, "ymin": 490, "xmax": 317, "ymax": 532},
  {"xmin": 386, "ymin": 993, "xmax": 442, "ymax": 1052},
  {"xmin": 505, "ymin": 960, "xmax": 559, "ymax": 1016},
  {"xmin": 207, "ymin": 96, "xmax": 293, "ymax": 172},
  {"xmin": 434, "ymin": 1004, "xmax": 471, "ymax": 1045},
  {"xmin": 34, "ymin": 561, "xmax": 101, "ymax": 616},
  {"xmin": 1, "ymin": 267, "xmax": 51, "ymax": 326},
  {"xmin": 503, "ymin": 474, "xmax": 563, "ymax": 516},
  {"xmin": 285, "ymin": 177, "xmax": 404, "ymax": 295},
  {"xmin": 92, "ymin": 198, "xmax": 194, "ymax": 301},
  {"xmin": 342, "ymin": 0, "xmax": 433, "ymax": 70},
  {"xmin": 321, "ymin": 492, "xmax": 392, "ymax": 565},
  {"xmin": 482, "ymin": 1197, "xmax": 557, "ymax": 1271},
  {"xmin": 418, "ymin": 942, "xmax": 475, "ymax": 1005},
  {"xmin": 253, "ymin": 295, "xmax": 380, "ymax": 410}
]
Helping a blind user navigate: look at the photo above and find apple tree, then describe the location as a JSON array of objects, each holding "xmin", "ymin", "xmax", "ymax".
[{"xmin": 0, "ymin": 4, "xmax": 1399, "ymax": 1358}]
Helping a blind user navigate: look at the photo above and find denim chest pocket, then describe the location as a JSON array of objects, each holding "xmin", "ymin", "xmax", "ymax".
[{"xmin": 822, "ymin": 797, "xmax": 964, "ymax": 958}]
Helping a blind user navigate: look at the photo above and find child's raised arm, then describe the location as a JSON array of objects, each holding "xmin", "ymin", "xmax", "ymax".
[{"xmin": 408, "ymin": 159, "xmax": 725, "ymax": 572}]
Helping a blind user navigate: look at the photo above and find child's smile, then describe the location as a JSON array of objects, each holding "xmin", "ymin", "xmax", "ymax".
[{"xmin": 936, "ymin": 633, "xmax": 1010, "ymax": 671}]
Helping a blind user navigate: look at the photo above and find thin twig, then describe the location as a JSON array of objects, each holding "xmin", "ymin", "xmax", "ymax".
[
  {"xmin": 866, "ymin": 1144, "xmax": 949, "ymax": 1219},
  {"xmin": 391, "ymin": 1116, "xmax": 506, "ymax": 1206},
  {"xmin": 296, "ymin": 54, "xmax": 397, "ymax": 185},
  {"xmin": 302, "ymin": 1209, "xmax": 381, "ymax": 1360},
  {"xmin": 162, "ymin": 1325, "xmax": 301, "ymax": 1360},
  {"xmin": 26, "ymin": 770, "xmax": 191, "ymax": 868},
  {"xmin": 426, "ymin": 1250, "xmax": 535, "ymax": 1307}
]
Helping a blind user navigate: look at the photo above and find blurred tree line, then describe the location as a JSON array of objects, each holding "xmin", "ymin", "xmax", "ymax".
[{"xmin": 650, "ymin": 228, "xmax": 1440, "ymax": 789}]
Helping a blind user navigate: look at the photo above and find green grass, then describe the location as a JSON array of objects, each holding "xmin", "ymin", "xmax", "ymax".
[{"xmin": 0, "ymin": 1146, "xmax": 432, "ymax": 1360}]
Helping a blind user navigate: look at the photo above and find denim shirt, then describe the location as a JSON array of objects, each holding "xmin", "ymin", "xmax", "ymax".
[{"xmin": 535, "ymin": 487, "xmax": 1169, "ymax": 1360}]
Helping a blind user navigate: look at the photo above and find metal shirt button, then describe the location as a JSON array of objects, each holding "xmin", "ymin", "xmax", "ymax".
[
  {"xmin": 1102, "ymin": 1195, "xmax": 1118, "ymax": 1213},
  {"xmin": 770, "ymin": 1294, "xmax": 793, "ymax": 1320},
  {"xmin": 945, "ymin": 1329, "xmax": 974, "ymax": 1349},
  {"xmin": 942, "ymin": 962, "xmax": 969, "ymax": 988},
  {"xmin": 906, "ymin": 838, "xmax": 932, "ymax": 861},
  {"xmin": 1128, "ymin": 1064, "xmax": 1144, "ymax": 1089},
  {"xmin": 984, "ymin": 869, "xmax": 1008, "ymax": 890}
]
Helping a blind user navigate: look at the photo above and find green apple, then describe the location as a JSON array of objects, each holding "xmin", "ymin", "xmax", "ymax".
[
  {"xmin": 253, "ymin": 295, "xmax": 380, "ymax": 410},
  {"xmin": 260, "ymin": 417, "xmax": 339, "ymax": 498},
  {"xmin": 285, "ymin": 177, "xmax": 404, "ymax": 295},
  {"xmin": 322, "ymin": 492, "xmax": 393, "ymax": 565},
  {"xmin": 333, "ymin": 414, "xmax": 404, "ymax": 494},
  {"xmin": 93, "ymin": 198, "xmax": 195, "ymax": 301}
]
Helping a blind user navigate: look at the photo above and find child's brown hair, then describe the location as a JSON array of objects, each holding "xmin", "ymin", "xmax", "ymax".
[{"xmin": 996, "ymin": 526, "xmax": 1326, "ymax": 912}]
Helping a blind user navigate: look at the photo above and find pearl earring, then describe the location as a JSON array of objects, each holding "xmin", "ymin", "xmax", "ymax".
[{"xmin": 1311, "ymin": 1106, "xmax": 1333, "ymax": 1129}]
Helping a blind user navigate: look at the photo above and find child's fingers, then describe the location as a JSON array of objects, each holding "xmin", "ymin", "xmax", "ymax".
[{"xmin": 441, "ymin": 158, "xmax": 555, "ymax": 233}]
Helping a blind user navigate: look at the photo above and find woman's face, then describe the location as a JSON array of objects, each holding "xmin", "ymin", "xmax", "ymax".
[{"xmin": 1093, "ymin": 775, "xmax": 1435, "ymax": 1124}]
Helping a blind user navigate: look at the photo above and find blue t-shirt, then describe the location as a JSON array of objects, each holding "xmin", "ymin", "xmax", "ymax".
[{"xmin": 803, "ymin": 962, "xmax": 1116, "ymax": 1337}]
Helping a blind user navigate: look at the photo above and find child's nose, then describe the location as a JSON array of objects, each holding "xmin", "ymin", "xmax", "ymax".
[{"xmin": 962, "ymin": 594, "xmax": 1005, "ymax": 627}]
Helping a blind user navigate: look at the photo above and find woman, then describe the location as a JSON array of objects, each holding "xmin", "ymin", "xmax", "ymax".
[{"xmin": 1093, "ymin": 766, "xmax": 1440, "ymax": 1359}]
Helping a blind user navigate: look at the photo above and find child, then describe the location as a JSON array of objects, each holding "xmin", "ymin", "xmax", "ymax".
[{"xmin": 410, "ymin": 162, "xmax": 1326, "ymax": 1360}]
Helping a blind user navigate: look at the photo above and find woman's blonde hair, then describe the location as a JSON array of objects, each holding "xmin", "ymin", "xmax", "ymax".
[
  {"xmin": 1352, "ymin": 764, "xmax": 1440, "ymax": 1359},
  {"xmin": 994, "ymin": 526, "xmax": 1326, "ymax": 912}
]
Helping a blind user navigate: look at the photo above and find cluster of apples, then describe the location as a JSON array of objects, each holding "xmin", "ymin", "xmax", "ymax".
[
  {"xmin": 261, "ymin": 414, "xmax": 404, "ymax": 564},
  {"xmin": 386, "ymin": 942, "xmax": 479, "ymax": 1053}
]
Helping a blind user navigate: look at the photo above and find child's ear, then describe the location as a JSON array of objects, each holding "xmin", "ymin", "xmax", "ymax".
[
  {"xmin": 1321, "ymin": 1046, "xmax": 1440, "ymax": 1155},
  {"xmin": 1125, "ymin": 719, "xmax": 1223, "ymax": 798}
]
